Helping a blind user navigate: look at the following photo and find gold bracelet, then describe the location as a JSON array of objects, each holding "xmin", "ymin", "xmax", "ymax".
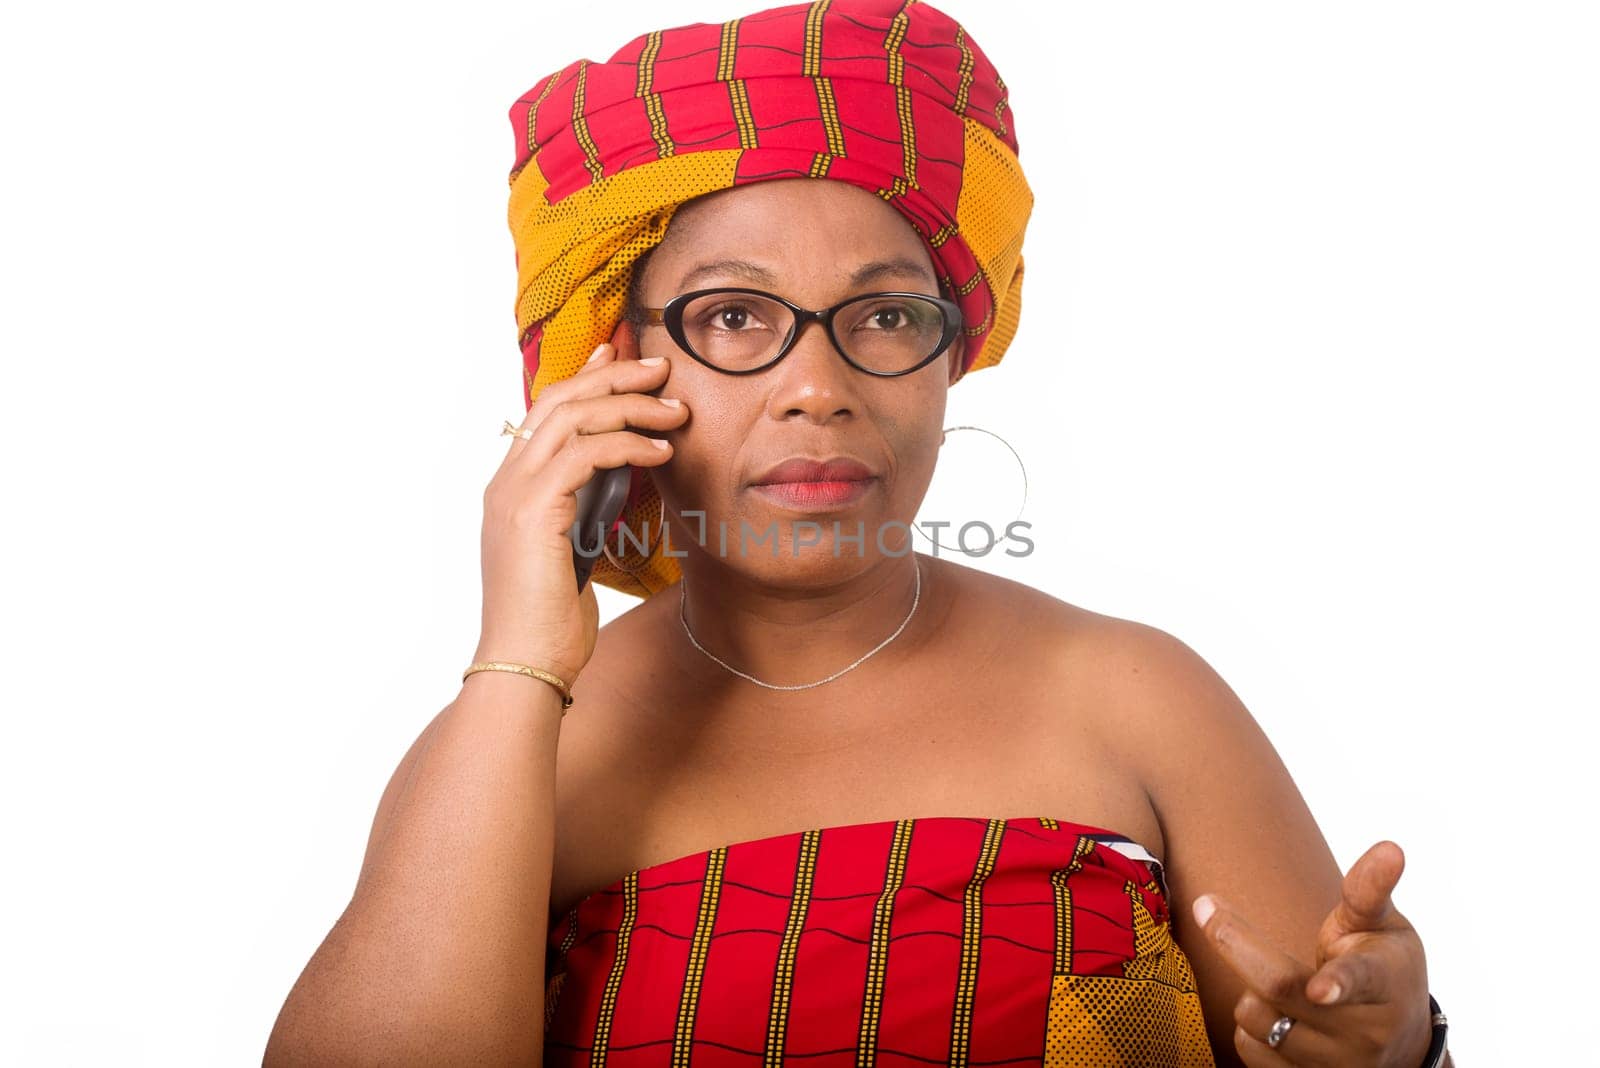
[{"xmin": 462, "ymin": 661, "xmax": 574, "ymax": 712}]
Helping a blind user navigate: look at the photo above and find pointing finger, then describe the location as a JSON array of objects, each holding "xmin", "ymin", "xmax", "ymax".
[{"xmin": 1192, "ymin": 894, "xmax": 1316, "ymax": 1016}]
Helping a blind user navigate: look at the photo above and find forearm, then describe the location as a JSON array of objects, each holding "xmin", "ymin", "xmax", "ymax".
[{"xmin": 265, "ymin": 670, "xmax": 564, "ymax": 1065}]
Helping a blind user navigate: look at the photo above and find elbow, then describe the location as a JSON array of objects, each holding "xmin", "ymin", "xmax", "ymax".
[
  {"xmin": 263, "ymin": 981, "xmax": 544, "ymax": 1066},
  {"xmin": 262, "ymin": 985, "xmax": 352, "ymax": 1067}
]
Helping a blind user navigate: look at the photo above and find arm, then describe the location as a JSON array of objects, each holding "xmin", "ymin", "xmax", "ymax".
[
  {"xmin": 1092, "ymin": 620, "xmax": 1347, "ymax": 1067},
  {"xmin": 1100, "ymin": 621, "xmax": 1451, "ymax": 1067},
  {"xmin": 263, "ymin": 669, "xmax": 564, "ymax": 1065}
]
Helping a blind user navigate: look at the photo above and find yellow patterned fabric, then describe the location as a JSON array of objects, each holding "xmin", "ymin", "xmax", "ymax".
[
  {"xmin": 505, "ymin": 0, "xmax": 1034, "ymax": 596},
  {"xmin": 1044, "ymin": 883, "xmax": 1215, "ymax": 1066}
]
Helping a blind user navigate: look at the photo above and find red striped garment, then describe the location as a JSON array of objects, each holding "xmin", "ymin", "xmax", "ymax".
[{"xmin": 543, "ymin": 816, "xmax": 1216, "ymax": 1066}]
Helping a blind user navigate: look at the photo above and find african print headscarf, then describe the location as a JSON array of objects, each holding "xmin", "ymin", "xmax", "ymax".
[{"xmin": 506, "ymin": 0, "xmax": 1033, "ymax": 597}]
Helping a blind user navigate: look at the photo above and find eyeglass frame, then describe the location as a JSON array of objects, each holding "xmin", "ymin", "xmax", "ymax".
[{"xmin": 641, "ymin": 286, "xmax": 966, "ymax": 377}]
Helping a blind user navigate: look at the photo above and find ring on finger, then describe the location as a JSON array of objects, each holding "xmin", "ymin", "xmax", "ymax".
[
  {"xmin": 501, "ymin": 419, "xmax": 534, "ymax": 441},
  {"xmin": 1266, "ymin": 1015, "xmax": 1295, "ymax": 1049}
]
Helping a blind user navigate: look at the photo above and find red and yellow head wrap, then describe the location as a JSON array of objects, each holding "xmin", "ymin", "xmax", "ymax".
[{"xmin": 506, "ymin": 0, "xmax": 1033, "ymax": 597}]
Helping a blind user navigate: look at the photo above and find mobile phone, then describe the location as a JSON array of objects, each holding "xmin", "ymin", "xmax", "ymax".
[{"xmin": 570, "ymin": 464, "xmax": 634, "ymax": 591}]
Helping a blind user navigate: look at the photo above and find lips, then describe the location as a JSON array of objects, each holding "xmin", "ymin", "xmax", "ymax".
[
  {"xmin": 748, "ymin": 456, "xmax": 877, "ymax": 512},
  {"xmin": 750, "ymin": 456, "xmax": 874, "ymax": 486}
]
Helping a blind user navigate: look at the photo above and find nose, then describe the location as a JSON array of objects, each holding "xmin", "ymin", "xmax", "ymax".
[{"xmin": 763, "ymin": 315, "xmax": 862, "ymax": 423}]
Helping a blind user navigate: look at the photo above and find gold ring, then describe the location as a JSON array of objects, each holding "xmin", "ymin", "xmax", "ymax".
[{"xmin": 501, "ymin": 420, "xmax": 534, "ymax": 441}]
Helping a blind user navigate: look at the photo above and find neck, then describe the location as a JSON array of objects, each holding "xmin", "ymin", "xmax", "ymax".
[{"xmin": 675, "ymin": 549, "xmax": 934, "ymax": 690}]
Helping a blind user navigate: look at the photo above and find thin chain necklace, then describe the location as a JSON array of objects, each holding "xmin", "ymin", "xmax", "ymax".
[{"xmin": 678, "ymin": 556, "xmax": 922, "ymax": 691}]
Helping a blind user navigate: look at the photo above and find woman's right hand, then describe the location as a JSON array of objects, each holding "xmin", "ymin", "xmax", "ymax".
[{"xmin": 474, "ymin": 341, "xmax": 686, "ymax": 687}]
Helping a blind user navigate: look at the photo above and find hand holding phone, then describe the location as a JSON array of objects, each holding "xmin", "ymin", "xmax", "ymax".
[{"xmin": 474, "ymin": 341, "xmax": 684, "ymax": 687}]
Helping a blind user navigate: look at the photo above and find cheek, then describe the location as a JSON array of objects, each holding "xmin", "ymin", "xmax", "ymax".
[
  {"xmin": 872, "ymin": 407, "xmax": 947, "ymax": 504},
  {"xmin": 890, "ymin": 387, "xmax": 948, "ymax": 461},
  {"xmin": 651, "ymin": 384, "xmax": 743, "ymax": 503},
  {"xmin": 889, "ymin": 429, "xmax": 944, "ymax": 503}
]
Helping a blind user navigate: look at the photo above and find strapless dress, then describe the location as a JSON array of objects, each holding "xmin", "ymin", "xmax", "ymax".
[{"xmin": 543, "ymin": 816, "xmax": 1216, "ymax": 1066}]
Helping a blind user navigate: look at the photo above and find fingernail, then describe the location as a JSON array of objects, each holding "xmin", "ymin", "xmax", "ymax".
[
  {"xmin": 1192, "ymin": 894, "xmax": 1215, "ymax": 928},
  {"xmin": 650, "ymin": 437, "xmax": 670, "ymax": 449},
  {"xmin": 585, "ymin": 344, "xmax": 607, "ymax": 365},
  {"xmin": 657, "ymin": 396, "xmax": 681, "ymax": 407},
  {"xmin": 639, "ymin": 356, "xmax": 664, "ymax": 366},
  {"xmin": 1317, "ymin": 981, "xmax": 1342, "ymax": 1004}
]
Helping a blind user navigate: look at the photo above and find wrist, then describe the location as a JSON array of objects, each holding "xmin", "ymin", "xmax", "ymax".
[
  {"xmin": 1415, "ymin": 993, "xmax": 1448, "ymax": 1068},
  {"xmin": 461, "ymin": 658, "xmax": 576, "ymax": 712},
  {"xmin": 470, "ymin": 644, "xmax": 581, "ymax": 688}
]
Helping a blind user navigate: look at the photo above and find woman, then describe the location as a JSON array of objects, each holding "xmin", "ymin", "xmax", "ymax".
[{"xmin": 266, "ymin": 2, "xmax": 1450, "ymax": 1065}]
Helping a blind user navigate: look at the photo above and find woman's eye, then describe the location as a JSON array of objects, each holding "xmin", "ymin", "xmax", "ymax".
[
  {"xmin": 861, "ymin": 305, "xmax": 911, "ymax": 329},
  {"xmin": 700, "ymin": 304, "xmax": 757, "ymax": 330}
]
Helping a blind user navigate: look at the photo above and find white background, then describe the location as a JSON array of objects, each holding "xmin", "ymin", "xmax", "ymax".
[{"xmin": 4, "ymin": 1, "xmax": 1594, "ymax": 1063}]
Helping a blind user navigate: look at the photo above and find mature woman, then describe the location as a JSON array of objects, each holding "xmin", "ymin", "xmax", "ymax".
[{"xmin": 266, "ymin": 2, "xmax": 1451, "ymax": 1065}]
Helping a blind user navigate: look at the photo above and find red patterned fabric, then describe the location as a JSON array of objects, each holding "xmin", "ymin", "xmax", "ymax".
[
  {"xmin": 507, "ymin": 0, "xmax": 1031, "ymax": 391},
  {"xmin": 542, "ymin": 816, "xmax": 1216, "ymax": 1066}
]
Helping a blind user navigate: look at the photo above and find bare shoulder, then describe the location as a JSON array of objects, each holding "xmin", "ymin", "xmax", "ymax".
[
  {"xmin": 1008, "ymin": 598, "xmax": 1344, "ymax": 889},
  {"xmin": 917, "ymin": 556, "xmax": 1108, "ymax": 665},
  {"xmin": 553, "ymin": 588, "xmax": 684, "ymax": 777},
  {"xmin": 927, "ymin": 560, "xmax": 1176, "ymax": 704},
  {"xmin": 1041, "ymin": 606, "xmax": 1347, "ymax": 1060},
  {"xmin": 562, "ymin": 586, "xmax": 688, "ymax": 715},
  {"xmin": 943, "ymin": 577, "xmax": 1241, "ymax": 784},
  {"xmin": 913, "ymin": 562, "xmax": 1178, "ymax": 841},
  {"xmin": 544, "ymin": 592, "xmax": 686, "ymax": 918}
]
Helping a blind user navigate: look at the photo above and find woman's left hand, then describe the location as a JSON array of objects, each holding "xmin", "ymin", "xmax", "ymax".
[{"xmin": 1191, "ymin": 840, "xmax": 1436, "ymax": 1067}]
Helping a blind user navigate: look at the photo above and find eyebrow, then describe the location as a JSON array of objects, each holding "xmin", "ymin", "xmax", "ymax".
[{"xmin": 676, "ymin": 255, "xmax": 939, "ymax": 293}]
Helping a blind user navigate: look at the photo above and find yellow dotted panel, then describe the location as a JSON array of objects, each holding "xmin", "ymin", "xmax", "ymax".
[{"xmin": 1045, "ymin": 974, "xmax": 1215, "ymax": 1067}]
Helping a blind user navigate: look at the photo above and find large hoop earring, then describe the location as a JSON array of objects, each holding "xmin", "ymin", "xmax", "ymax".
[{"xmin": 913, "ymin": 425, "xmax": 1029, "ymax": 555}]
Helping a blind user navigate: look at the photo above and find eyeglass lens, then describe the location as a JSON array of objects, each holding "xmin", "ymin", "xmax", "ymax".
[{"xmin": 677, "ymin": 290, "xmax": 950, "ymax": 373}]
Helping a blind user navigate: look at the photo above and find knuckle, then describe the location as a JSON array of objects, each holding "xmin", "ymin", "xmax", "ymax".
[
  {"xmin": 527, "ymin": 394, "xmax": 555, "ymax": 425},
  {"xmin": 543, "ymin": 388, "xmax": 586, "ymax": 421},
  {"xmin": 1263, "ymin": 972, "xmax": 1298, "ymax": 1003},
  {"xmin": 557, "ymin": 433, "xmax": 585, "ymax": 464},
  {"xmin": 542, "ymin": 395, "xmax": 575, "ymax": 428}
]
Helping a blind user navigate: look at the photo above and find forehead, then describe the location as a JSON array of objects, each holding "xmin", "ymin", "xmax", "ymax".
[
  {"xmin": 668, "ymin": 178, "xmax": 909, "ymax": 226},
  {"xmin": 647, "ymin": 179, "xmax": 937, "ymax": 288}
]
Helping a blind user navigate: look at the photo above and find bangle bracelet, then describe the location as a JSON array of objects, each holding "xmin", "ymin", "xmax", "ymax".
[
  {"xmin": 1419, "ymin": 993, "xmax": 1448, "ymax": 1068},
  {"xmin": 462, "ymin": 661, "xmax": 574, "ymax": 712}
]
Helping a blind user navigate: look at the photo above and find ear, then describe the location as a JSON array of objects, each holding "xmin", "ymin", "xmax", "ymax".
[{"xmin": 610, "ymin": 318, "xmax": 642, "ymax": 362}]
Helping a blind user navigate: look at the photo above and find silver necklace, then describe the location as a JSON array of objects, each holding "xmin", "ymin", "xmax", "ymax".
[{"xmin": 678, "ymin": 556, "xmax": 922, "ymax": 691}]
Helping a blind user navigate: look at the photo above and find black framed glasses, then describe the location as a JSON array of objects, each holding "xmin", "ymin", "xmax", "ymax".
[{"xmin": 643, "ymin": 287, "xmax": 965, "ymax": 377}]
